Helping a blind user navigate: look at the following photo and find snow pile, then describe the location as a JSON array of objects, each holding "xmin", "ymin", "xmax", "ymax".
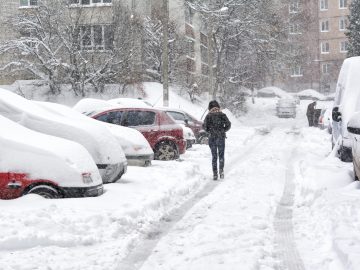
[
  {"xmin": 73, "ymin": 98, "xmax": 118, "ymax": 115},
  {"xmin": 108, "ymin": 98, "xmax": 152, "ymax": 108},
  {"xmin": 104, "ymin": 123, "xmax": 153, "ymax": 157},
  {"xmin": 257, "ymin": 86, "xmax": 292, "ymax": 99},
  {"xmin": 293, "ymin": 127, "xmax": 360, "ymax": 270},
  {"xmin": 296, "ymin": 89, "xmax": 325, "ymax": 101},
  {"xmin": 0, "ymin": 115, "xmax": 101, "ymax": 187}
]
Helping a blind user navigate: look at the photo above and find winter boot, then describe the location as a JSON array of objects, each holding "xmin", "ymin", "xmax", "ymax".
[
  {"xmin": 220, "ymin": 170, "xmax": 224, "ymax": 179},
  {"xmin": 213, "ymin": 173, "xmax": 218, "ymax": 181}
]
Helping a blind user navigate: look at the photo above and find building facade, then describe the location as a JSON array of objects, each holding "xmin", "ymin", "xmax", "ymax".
[
  {"xmin": 0, "ymin": 0, "xmax": 209, "ymax": 90},
  {"xmin": 281, "ymin": 0, "xmax": 351, "ymax": 93},
  {"xmin": 318, "ymin": 0, "xmax": 350, "ymax": 93}
]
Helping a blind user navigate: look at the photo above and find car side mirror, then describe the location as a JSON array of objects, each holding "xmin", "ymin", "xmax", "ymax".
[
  {"xmin": 184, "ymin": 119, "xmax": 189, "ymax": 125},
  {"xmin": 332, "ymin": 107, "xmax": 341, "ymax": 122}
]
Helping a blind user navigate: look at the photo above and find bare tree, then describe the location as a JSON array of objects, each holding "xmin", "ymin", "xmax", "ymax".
[{"xmin": 0, "ymin": 0, "xmax": 139, "ymax": 96}]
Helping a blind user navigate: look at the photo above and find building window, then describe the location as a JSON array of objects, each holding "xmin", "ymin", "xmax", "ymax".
[
  {"xmin": 340, "ymin": 41, "xmax": 349, "ymax": 52},
  {"xmin": 185, "ymin": 7, "xmax": 194, "ymax": 25},
  {"xmin": 321, "ymin": 42, "xmax": 330, "ymax": 54},
  {"xmin": 186, "ymin": 39, "xmax": 195, "ymax": 58},
  {"xmin": 20, "ymin": 0, "xmax": 38, "ymax": 7},
  {"xmin": 289, "ymin": 24, "xmax": 301, "ymax": 34},
  {"xmin": 200, "ymin": 45, "xmax": 208, "ymax": 64},
  {"xmin": 322, "ymin": 63, "xmax": 330, "ymax": 74},
  {"xmin": 186, "ymin": 58, "xmax": 196, "ymax": 73},
  {"xmin": 79, "ymin": 25, "xmax": 113, "ymax": 51},
  {"xmin": 291, "ymin": 65, "xmax": 303, "ymax": 77},
  {"xmin": 320, "ymin": 0, "xmax": 328, "ymax": 10},
  {"xmin": 339, "ymin": 0, "xmax": 348, "ymax": 8},
  {"xmin": 339, "ymin": 17, "xmax": 347, "ymax": 31},
  {"xmin": 289, "ymin": 0, "xmax": 300, "ymax": 14},
  {"xmin": 320, "ymin": 20, "xmax": 329, "ymax": 32},
  {"xmin": 70, "ymin": 0, "xmax": 112, "ymax": 5}
]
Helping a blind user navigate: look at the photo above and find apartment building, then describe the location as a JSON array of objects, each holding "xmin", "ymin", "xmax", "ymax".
[
  {"xmin": 0, "ymin": 0, "xmax": 209, "ymax": 90},
  {"xmin": 281, "ymin": 0, "xmax": 351, "ymax": 93},
  {"xmin": 318, "ymin": 0, "xmax": 350, "ymax": 93}
]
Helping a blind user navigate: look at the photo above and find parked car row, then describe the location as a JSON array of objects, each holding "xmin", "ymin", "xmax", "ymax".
[{"xmin": 0, "ymin": 90, "xmax": 208, "ymax": 200}]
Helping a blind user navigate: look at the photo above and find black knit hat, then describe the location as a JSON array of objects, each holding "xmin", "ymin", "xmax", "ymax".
[{"xmin": 208, "ymin": 100, "xmax": 220, "ymax": 110}]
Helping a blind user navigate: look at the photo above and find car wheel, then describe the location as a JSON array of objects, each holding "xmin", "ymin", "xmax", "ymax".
[
  {"xmin": 339, "ymin": 146, "xmax": 353, "ymax": 162},
  {"xmin": 144, "ymin": 160, "xmax": 152, "ymax": 167},
  {"xmin": 199, "ymin": 136, "xmax": 209, "ymax": 145},
  {"xmin": 354, "ymin": 163, "xmax": 359, "ymax": 181},
  {"xmin": 155, "ymin": 141, "xmax": 178, "ymax": 161},
  {"xmin": 26, "ymin": 185, "xmax": 60, "ymax": 199}
]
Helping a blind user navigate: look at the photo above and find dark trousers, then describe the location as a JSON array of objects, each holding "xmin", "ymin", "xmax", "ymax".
[
  {"xmin": 209, "ymin": 137, "xmax": 225, "ymax": 174},
  {"xmin": 307, "ymin": 115, "xmax": 313, "ymax": 126}
]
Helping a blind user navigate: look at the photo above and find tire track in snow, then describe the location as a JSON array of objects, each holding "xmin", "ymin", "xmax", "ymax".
[
  {"xmin": 274, "ymin": 127, "xmax": 306, "ymax": 270},
  {"xmin": 116, "ymin": 127, "xmax": 273, "ymax": 270}
]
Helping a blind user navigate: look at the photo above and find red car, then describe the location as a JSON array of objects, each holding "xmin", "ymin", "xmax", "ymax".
[
  {"xmin": 91, "ymin": 107, "xmax": 187, "ymax": 161},
  {"xmin": 0, "ymin": 172, "xmax": 102, "ymax": 199}
]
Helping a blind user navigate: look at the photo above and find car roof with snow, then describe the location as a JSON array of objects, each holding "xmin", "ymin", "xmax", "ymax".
[
  {"xmin": 0, "ymin": 115, "xmax": 102, "ymax": 187},
  {"xmin": 37, "ymin": 101, "xmax": 151, "ymax": 157},
  {"xmin": 108, "ymin": 98, "xmax": 152, "ymax": 108},
  {"xmin": 0, "ymin": 89, "xmax": 124, "ymax": 165}
]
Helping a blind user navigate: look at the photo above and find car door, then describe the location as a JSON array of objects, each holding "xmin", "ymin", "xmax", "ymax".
[{"xmin": 122, "ymin": 110, "xmax": 159, "ymax": 148}]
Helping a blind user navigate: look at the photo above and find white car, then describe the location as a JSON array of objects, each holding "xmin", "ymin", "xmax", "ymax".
[
  {"xmin": 347, "ymin": 112, "xmax": 360, "ymax": 180},
  {"xmin": 181, "ymin": 125, "xmax": 196, "ymax": 149},
  {"xmin": 38, "ymin": 101, "xmax": 154, "ymax": 167},
  {"xmin": 276, "ymin": 98, "xmax": 297, "ymax": 118},
  {"xmin": 0, "ymin": 89, "xmax": 127, "ymax": 183},
  {"xmin": 0, "ymin": 115, "xmax": 103, "ymax": 199},
  {"xmin": 332, "ymin": 56, "xmax": 360, "ymax": 161}
]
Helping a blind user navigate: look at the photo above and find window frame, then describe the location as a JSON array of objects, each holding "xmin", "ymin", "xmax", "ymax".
[
  {"xmin": 339, "ymin": 0, "xmax": 348, "ymax": 9},
  {"xmin": 320, "ymin": 20, "xmax": 330, "ymax": 32},
  {"xmin": 70, "ymin": 0, "xmax": 112, "ymax": 6},
  {"xmin": 19, "ymin": 0, "xmax": 38, "ymax": 8},
  {"xmin": 289, "ymin": 0, "xmax": 300, "ymax": 14},
  {"xmin": 322, "ymin": 63, "xmax": 330, "ymax": 74},
  {"xmin": 290, "ymin": 65, "xmax": 303, "ymax": 77},
  {"xmin": 340, "ymin": 40, "xmax": 349, "ymax": 53},
  {"xmin": 339, "ymin": 17, "xmax": 347, "ymax": 31},
  {"xmin": 124, "ymin": 110, "xmax": 157, "ymax": 127},
  {"xmin": 321, "ymin": 42, "xmax": 330, "ymax": 54},
  {"xmin": 320, "ymin": 0, "xmax": 328, "ymax": 11},
  {"xmin": 78, "ymin": 24, "xmax": 113, "ymax": 51}
]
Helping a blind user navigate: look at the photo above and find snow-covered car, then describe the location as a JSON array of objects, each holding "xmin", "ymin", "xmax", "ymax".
[
  {"xmin": 0, "ymin": 115, "xmax": 103, "ymax": 199},
  {"xmin": 332, "ymin": 56, "xmax": 360, "ymax": 161},
  {"xmin": 181, "ymin": 125, "xmax": 196, "ymax": 149},
  {"xmin": 160, "ymin": 108, "xmax": 209, "ymax": 144},
  {"xmin": 108, "ymin": 98, "xmax": 153, "ymax": 108},
  {"xmin": 0, "ymin": 89, "xmax": 127, "ymax": 183},
  {"xmin": 318, "ymin": 108, "xmax": 332, "ymax": 132},
  {"xmin": 36, "ymin": 101, "xmax": 152, "ymax": 166},
  {"xmin": 74, "ymin": 98, "xmax": 187, "ymax": 161},
  {"xmin": 276, "ymin": 98, "xmax": 296, "ymax": 118},
  {"xmin": 347, "ymin": 112, "xmax": 360, "ymax": 180},
  {"xmin": 104, "ymin": 124, "xmax": 154, "ymax": 166}
]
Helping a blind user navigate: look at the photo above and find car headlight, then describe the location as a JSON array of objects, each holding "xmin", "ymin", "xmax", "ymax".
[
  {"xmin": 82, "ymin": 173, "xmax": 93, "ymax": 184},
  {"xmin": 104, "ymin": 163, "xmax": 120, "ymax": 177}
]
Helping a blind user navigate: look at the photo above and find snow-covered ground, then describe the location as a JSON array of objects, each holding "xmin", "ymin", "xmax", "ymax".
[{"xmin": 0, "ymin": 89, "xmax": 360, "ymax": 270}]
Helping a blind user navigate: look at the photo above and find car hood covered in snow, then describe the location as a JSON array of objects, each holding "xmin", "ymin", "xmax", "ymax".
[
  {"xmin": 0, "ymin": 115, "xmax": 102, "ymax": 187},
  {"xmin": 0, "ymin": 89, "xmax": 124, "ymax": 165},
  {"xmin": 103, "ymin": 124, "xmax": 154, "ymax": 157}
]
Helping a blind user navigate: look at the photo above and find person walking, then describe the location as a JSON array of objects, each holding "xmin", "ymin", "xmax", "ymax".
[
  {"xmin": 306, "ymin": 101, "xmax": 317, "ymax": 127},
  {"xmin": 203, "ymin": 100, "xmax": 231, "ymax": 180}
]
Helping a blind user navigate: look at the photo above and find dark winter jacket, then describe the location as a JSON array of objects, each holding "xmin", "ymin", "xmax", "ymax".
[
  {"xmin": 203, "ymin": 108, "xmax": 231, "ymax": 138},
  {"xmin": 306, "ymin": 102, "xmax": 316, "ymax": 117}
]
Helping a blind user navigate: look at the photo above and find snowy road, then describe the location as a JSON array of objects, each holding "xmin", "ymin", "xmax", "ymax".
[
  {"xmin": 121, "ymin": 122, "xmax": 305, "ymax": 270},
  {"xmin": 2, "ymin": 99, "xmax": 360, "ymax": 270}
]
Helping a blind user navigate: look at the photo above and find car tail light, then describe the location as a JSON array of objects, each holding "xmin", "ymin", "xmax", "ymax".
[
  {"xmin": 319, "ymin": 116, "xmax": 323, "ymax": 124},
  {"xmin": 82, "ymin": 173, "xmax": 93, "ymax": 184}
]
